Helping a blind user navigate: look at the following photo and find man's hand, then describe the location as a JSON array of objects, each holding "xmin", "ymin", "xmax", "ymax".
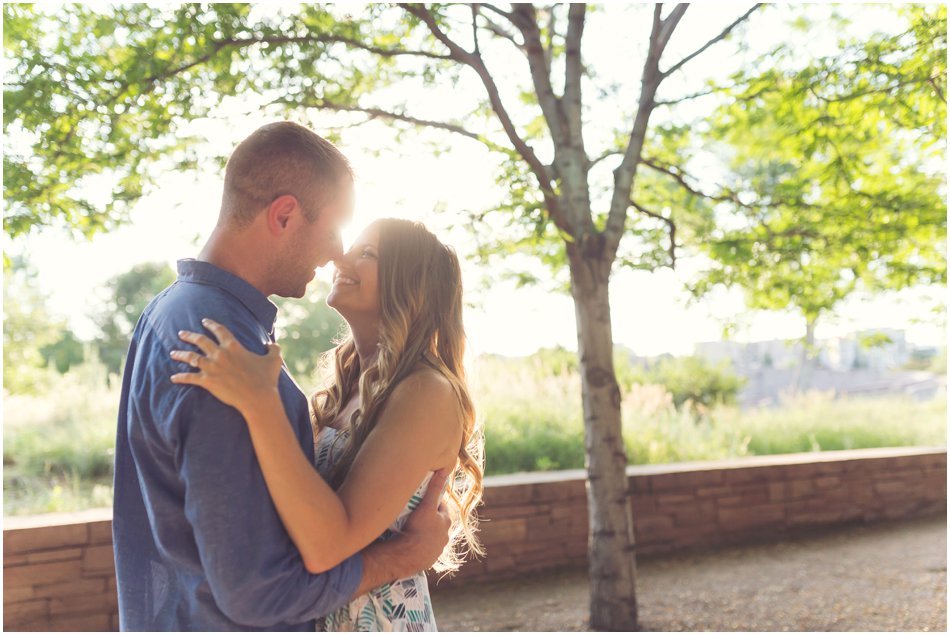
[
  {"xmin": 352, "ymin": 470, "xmax": 451, "ymax": 597},
  {"xmin": 400, "ymin": 469, "xmax": 452, "ymax": 567}
]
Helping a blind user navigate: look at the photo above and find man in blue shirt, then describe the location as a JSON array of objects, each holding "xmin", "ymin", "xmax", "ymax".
[{"xmin": 113, "ymin": 122, "xmax": 450, "ymax": 630}]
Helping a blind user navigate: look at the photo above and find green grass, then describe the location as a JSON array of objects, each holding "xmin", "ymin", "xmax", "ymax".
[
  {"xmin": 721, "ymin": 391, "xmax": 948, "ymax": 455},
  {"xmin": 3, "ymin": 356, "xmax": 946, "ymax": 515},
  {"xmin": 473, "ymin": 355, "xmax": 946, "ymax": 475},
  {"xmin": 3, "ymin": 361, "xmax": 118, "ymax": 515}
]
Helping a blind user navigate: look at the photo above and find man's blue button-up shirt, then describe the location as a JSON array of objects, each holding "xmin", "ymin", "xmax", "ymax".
[{"xmin": 113, "ymin": 259, "xmax": 362, "ymax": 631}]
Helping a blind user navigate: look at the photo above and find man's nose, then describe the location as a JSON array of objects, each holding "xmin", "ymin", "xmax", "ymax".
[{"xmin": 328, "ymin": 238, "xmax": 345, "ymax": 262}]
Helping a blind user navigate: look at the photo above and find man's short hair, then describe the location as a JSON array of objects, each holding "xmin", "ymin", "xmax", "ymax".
[{"xmin": 220, "ymin": 121, "xmax": 353, "ymax": 228}]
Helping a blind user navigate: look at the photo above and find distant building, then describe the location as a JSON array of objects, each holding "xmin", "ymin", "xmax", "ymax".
[
  {"xmin": 694, "ymin": 338, "xmax": 802, "ymax": 373},
  {"xmin": 819, "ymin": 337, "xmax": 858, "ymax": 371},
  {"xmin": 695, "ymin": 329, "xmax": 911, "ymax": 372},
  {"xmin": 819, "ymin": 329, "xmax": 909, "ymax": 371}
]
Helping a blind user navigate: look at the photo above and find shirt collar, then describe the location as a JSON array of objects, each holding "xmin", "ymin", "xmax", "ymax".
[{"xmin": 176, "ymin": 259, "xmax": 279, "ymax": 335}]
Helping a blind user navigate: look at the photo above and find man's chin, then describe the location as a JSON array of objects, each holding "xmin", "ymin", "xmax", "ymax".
[
  {"xmin": 292, "ymin": 272, "xmax": 317, "ymax": 298},
  {"xmin": 275, "ymin": 282, "xmax": 308, "ymax": 299}
]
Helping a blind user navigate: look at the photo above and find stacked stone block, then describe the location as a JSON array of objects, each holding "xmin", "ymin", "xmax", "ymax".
[{"xmin": 4, "ymin": 511, "xmax": 118, "ymax": 630}]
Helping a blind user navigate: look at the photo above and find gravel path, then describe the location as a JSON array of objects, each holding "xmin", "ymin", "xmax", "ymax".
[{"xmin": 431, "ymin": 514, "xmax": 947, "ymax": 632}]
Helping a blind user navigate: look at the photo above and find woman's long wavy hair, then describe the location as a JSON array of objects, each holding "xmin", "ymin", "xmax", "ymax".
[{"xmin": 311, "ymin": 218, "xmax": 484, "ymax": 573}]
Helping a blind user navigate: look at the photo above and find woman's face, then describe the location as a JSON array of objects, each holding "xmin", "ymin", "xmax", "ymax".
[{"xmin": 326, "ymin": 222, "xmax": 380, "ymax": 324}]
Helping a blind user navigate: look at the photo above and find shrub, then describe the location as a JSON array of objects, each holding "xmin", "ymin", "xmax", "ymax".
[{"xmin": 622, "ymin": 355, "xmax": 745, "ymax": 412}]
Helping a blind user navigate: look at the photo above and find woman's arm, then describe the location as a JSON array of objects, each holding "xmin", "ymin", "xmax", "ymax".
[
  {"xmin": 170, "ymin": 319, "xmax": 461, "ymax": 574},
  {"xmin": 242, "ymin": 371, "xmax": 461, "ymax": 573}
]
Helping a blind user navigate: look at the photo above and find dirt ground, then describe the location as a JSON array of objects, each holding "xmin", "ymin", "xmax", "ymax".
[{"xmin": 431, "ymin": 514, "xmax": 947, "ymax": 632}]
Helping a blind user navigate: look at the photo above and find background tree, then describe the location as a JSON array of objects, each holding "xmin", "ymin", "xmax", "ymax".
[
  {"xmin": 2, "ymin": 258, "xmax": 71, "ymax": 392},
  {"xmin": 39, "ymin": 330, "xmax": 86, "ymax": 375},
  {"xmin": 685, "ymin": 5, "xmax": 947, "ymax": 387},
  {"xmin": 93, "ymin": 262, "xmax": 176, "ymax": 376},
  {"xmin": 626, "ymin": 356, "xmax": 744, "ymax": 414}
]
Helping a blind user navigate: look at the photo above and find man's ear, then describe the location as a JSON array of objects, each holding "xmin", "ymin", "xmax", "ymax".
[{"xmin": 266, "ymin": 194, "xmax": 299, "ymax": 235}]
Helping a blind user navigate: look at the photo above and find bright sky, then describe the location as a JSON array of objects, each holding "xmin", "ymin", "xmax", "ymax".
[{"xmin": 5, "ymin": 4, "xmax": 946, "ymax": 358}]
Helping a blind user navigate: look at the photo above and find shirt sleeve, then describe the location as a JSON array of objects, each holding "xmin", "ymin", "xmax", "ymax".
[{"xmin": 173, "ymin": 387, "xmax": 363, "ymax": 627}]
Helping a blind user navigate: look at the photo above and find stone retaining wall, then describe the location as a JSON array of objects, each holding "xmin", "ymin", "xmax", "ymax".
[
  {"xmin": 450, "ymin": 446, "xmax": 947, "ymax": 586},
  {"xmin": 4, "ymin": 509, "xmax": 117, "ymax": 631},
  {"xmin": 3, "ymin": 447, "xmax": 945, "ymax": 631}
]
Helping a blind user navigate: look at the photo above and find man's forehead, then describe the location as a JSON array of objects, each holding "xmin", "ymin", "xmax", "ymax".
[
  {"xmin": 313, "ymin": 185, "xmax": 352, "ymax": 232},
  {"xmin": 331, "ymin": 180, "xmax": 356, "ymax": 225}
]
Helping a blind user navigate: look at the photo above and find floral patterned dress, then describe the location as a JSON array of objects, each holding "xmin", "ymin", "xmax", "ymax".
[{"xmin": 314, "ymin": 426, "xmax": 438, "ymax": 632}]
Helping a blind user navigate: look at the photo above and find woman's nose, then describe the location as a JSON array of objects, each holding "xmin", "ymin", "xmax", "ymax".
[{"xmin": 331, "ymin": 251, "xmax": 352, "ymax": 268}]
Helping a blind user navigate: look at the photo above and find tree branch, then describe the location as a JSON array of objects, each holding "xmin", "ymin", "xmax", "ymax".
[
  {"xmin": 477, "ymin": 12, "xmax": 525, "ymax": 50},
  {"xmin": 477, "ymin": 8, "xmax": 525, "ymax": 49},
  {"xmin": 641, "ymin": 155, "xmax": 823, "ymax": 212},
  {"xmin": 655, "ymin": 4, "xmax": 689, "ymax": 53},
  {"xmin": 564, "ymin": 4, "xmax": 586, "ymax": 145},
  {"xmin": 590, "ymin": 149, "xmax": 623, "ymax": 170},
  {"xmin": 655, "ymin": 85, "xmax": 725, "ymax": 107},
  {"xmin": 224, "ymin": 34, "xmax": 454, "ymax": 60},
  {"xmin": 662, "ymin": 4, "xmax": 762, "ymax": 78},
  {"xmin": 471, "ymin": 4, "xmax": 481, "ymax": 56},
  {"xmin": 651, "ymin": 4, "xmax": 663, "ymax": 42},
  {"xmin": 399, "ymin": 3, "xmax": 570, "ymax": 233},
  {"xmin": 281, "ymin": 96, "xmax": 513, "ymax": 154},
  {"xmin": 398, "ymin": 3, "xmax": 476, "ymax": 60},
  {"xmin": 641, "ymin": 156, "xmax": 751, "ymax": 207},
  {"xmin": 809, "ymin": 74, "xmax": 944, "ymax": 104},
  {"xmin": 543, "ymin": 5, "xmax": 556, "ymax": 75},
  {"xmin": 509, "ymin": 3, "xmax": 568, "ymax": 147},
  {"xmin": 62, "ymin": 29, "xmax": 454, "ymax": 146},
  {"xmin": 758, "ymin": 221, "xmax": 819, "ymax": 242},
  {"xmin": 630, "ymin": 199, "xmax": 677, "ymax": 268},
  {"xmin": 480, "ymin": 3, "xmax": 515, "ymax": 22},
  {"xmin": 56, "ymin": 39, "xmax": 235, "ymax": 148},
  {"xmin": 929, "ymin": 77, "xmax": 946, "ymax": 103},
  {"xmin": 603, "ymin": 4, "xmax": 687, "ymax": 259}
]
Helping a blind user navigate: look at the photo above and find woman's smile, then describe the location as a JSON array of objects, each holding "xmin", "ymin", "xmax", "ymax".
[{"xmin": 333, "ymin": 272, "xmax": 360, "ymax": 286}]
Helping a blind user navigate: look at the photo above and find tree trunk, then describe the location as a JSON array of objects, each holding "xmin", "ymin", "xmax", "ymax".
[
  {"xmin": 794, "ymin": 317, "xmax": 817, "ymax": 393},
  {"xmin": 568, "ymin": 247, "xmax": 638, "ymax": 631}
]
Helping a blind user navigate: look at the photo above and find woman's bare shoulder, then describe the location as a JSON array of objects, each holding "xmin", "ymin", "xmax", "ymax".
[
  {"xmin": 384, "ymin": 368, "xmax": 460, "ymax": 423},
  {"xmin": 382, "ymin": 365, "xmax": 464, "ymax": 464}
]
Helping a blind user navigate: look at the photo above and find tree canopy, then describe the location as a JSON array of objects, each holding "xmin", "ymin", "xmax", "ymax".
[
  {"xmin": 93, "ymin": 262, "xmax": 177, "ymax": 375},
  {"xmin": 688, "ymin": 5, "xmax": 946, "ymax": 332}
]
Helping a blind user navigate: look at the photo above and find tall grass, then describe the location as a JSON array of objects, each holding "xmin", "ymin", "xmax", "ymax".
[
  {"xmin": 724, "ymin": 390, "xmax": 948, "ymax": 454},
  {"xmin": 473, "ymin": 355, "xmax": 946, "ymax": 475},
  {"xmin": 3, "ymin": 360, "xmax": 118, "ymax": 515},
  {"xmin": 3, "ymin": 356, "xmax": 946, "ymax": 515},
  {"xmin": 472, "ymin": 356, "xmax": 587, "ymax": 473}
]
